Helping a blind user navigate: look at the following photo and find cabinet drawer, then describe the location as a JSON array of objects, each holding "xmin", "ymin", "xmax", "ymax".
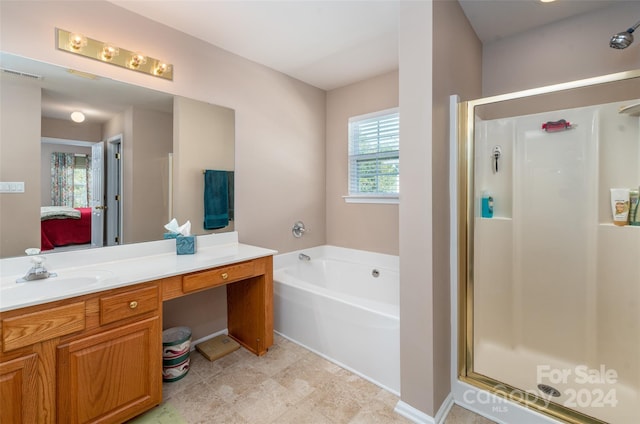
[
  {"xmin": 2, "ymin": 302, "xmax": 85, "ymax": 352},
  {"xmin": 183, "ymin": 261, "xmax": 256, "ymax": 293},
  {"xmin": 100, "ymin": 286, "xmax": 159, "ymax": 326}
]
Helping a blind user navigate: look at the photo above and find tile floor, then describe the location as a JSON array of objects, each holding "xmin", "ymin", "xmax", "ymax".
[{"xmin": 133, "ymin": 334, "xmax": 495, "ymax": 423}]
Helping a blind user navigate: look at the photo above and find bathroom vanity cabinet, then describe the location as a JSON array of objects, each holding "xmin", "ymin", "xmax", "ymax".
[
  {"xmin": 0, "ymin": 255, "xmax": 274, "ymax": 423},
  {"xmin": 0, "ymin": 280, "xmax": 163, "ymax": 423}
]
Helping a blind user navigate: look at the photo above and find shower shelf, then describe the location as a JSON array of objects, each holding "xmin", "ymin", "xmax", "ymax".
[
  {"xmin": 618, "ymin": 102, "xmax": 640, "ymax": 116},
  {"xmin": 599, "ymin": 223, "xmax": 640, "ymax": 228}
]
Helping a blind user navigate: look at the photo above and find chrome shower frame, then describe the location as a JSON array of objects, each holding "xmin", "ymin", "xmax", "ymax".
[{"xmin": 457, "ymin": 69, "xmax": 640, "ymax": 424}]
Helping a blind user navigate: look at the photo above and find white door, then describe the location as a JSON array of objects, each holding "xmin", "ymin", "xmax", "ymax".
[
  {"xmin": 106, "ymin": 135, "xmax": 123, "ymax": 245},
  {"xmin": 91, "ymin": 142, "xmax": 105, "ymax": 247}
]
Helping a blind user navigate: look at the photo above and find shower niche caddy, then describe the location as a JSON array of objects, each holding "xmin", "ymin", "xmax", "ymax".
[{"xmin": 459, "ymin": 70, "xmax": 640, "ymax": 424}]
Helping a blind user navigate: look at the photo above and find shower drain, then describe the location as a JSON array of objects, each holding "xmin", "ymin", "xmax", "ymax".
[
  {"xmin": 371, "ymin": 269, "xmax": 380, "ymax": 278},
  {"xmin": 537, "ymin": 384, "xmax": 561, "ymax": 397}
]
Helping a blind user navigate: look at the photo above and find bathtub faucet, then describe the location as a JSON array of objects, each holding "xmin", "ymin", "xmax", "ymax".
[{"xmin": 298, "ymin": 253, "xmax": 311, "ymax": 261}]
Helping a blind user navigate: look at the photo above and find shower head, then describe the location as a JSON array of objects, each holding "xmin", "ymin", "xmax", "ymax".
[{"xmin": 610, "ymin": 20, "xmax": 640, "ymax": 49}]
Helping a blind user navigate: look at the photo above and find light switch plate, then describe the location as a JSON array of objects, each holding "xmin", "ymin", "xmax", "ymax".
[{"xmin": 0, "ymin": 182, "xmax": 25, "ymax": 193}]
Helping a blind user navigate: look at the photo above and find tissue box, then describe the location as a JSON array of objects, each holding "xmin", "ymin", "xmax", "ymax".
[
  {"xmin": 163, "ymin": 232, "xmax": 179, "ymax": 239},
  {"xmin": 176, "ymin": 235, "xmax": 196, "ymax": 255}
]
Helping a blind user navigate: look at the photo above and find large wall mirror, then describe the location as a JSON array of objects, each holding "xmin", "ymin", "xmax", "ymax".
[{"xmin": 0, "ymin": 52, "xmax": 235, "ymax": 259}]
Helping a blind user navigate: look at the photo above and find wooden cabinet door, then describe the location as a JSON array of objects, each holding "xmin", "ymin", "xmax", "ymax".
[
  {"xmin": 0, "ymin": 353, "xmax": 38, "ymax": 423},
  {"xmin": 57, "ymin": 317, "xmax": 161, "ymax": 424}
]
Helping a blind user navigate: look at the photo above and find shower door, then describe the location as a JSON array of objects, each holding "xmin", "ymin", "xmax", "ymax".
[{"xmin": 459, "ymin": 71, "xmax": 640, "ymax": 424}]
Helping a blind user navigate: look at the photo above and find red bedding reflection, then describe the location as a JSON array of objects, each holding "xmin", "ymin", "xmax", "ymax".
[{"xmin": 41, "ymin": 207, "xmax": 92, "ymax": 251}]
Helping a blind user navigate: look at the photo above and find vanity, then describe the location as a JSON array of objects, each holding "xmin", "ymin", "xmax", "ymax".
[{"xmin": 0, "ymin": 232, "xmax": 276, "ymax": 423}]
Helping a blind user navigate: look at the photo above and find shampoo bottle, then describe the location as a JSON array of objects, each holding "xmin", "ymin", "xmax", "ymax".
[
  {"xmin": 629, "ymin": 188, "xmax": 639, "ymax": 226},
  {"xmin": 610, "ymin": 188, "xmax": 630, "ymax": 226},
  {"xmin": 481, "ymin": 191, "xmax": 494, "ymax": 218}
]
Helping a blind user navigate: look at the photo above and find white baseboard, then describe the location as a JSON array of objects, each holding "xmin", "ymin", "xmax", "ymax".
[
  {"xmin": 394, "ymin": 393, "xmax": 454, "ymax": 424},
  {"xmin": 188, "ymin": 328, "xmax": 228, "ymax": 352},
  {"xmin": 434, "ymin": 393, "xmax": 455, "ymax": 423}
]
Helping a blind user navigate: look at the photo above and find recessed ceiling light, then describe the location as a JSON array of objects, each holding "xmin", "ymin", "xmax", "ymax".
[
  {"xmin": 540, "ymin": 0, "xmax": 556, "ymax": 3},
  {"xmin": 70, "ymin": 111, "xmax": 85, "ymax": 123}
]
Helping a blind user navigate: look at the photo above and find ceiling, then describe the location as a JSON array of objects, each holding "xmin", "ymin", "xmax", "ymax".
[
  {"xmin": 109, "ymin": 0, "xmax": 626, "ymax": 91},
  {"xmin": 0, "ymin": 52, "xmax": 173, "ymax": 124},
  {"xmin": 0, "ymin": 1, "xmax": 629, "ymax": 125}
]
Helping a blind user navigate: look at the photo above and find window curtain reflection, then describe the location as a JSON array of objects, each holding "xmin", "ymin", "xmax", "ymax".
[{"xmin": 50, "ymin": 153, "xmax": 92, "ymax": 207}]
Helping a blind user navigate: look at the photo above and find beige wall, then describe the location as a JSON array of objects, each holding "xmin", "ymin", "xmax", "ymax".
[
  {"xmin": 1, "ymin": 0, "xmax": 486, "ymax": 416},
  {"xmin": 398, "ymin": 0, "xmax": 482, "ymax": 417},
  {"xmin": 173, "ymin": 97, "xmax": 234, "ymax": 236},
  {"xmin": 0, "ymin": 0, "xmax": 325, "ymax": 344},
  {"xmin": 0, "ymin": 75, "xmax": 42, "ymax": 257},
  {"xmin": 399, "ymin": 1, "xmax": 436, "ymax": 414},
  {"xmin": 125, "ymin": 106, "xmax": 173, "ymax": 243},
  {"xmin": 483, "ymin": 2, "xmax": 640, "ymax": 96},
  {"xmin": 0, "ymin": 0, "xmax": 326, "ymax": 254},
  {"xmin": 432, "ymin": 0, "xmax": 483, "ymax": 410},
  {"xmin": 325, "ymin": 71, "xmax": 399, "ymax": 255},
  {"xmin": 103, "ymin": 110, "xmax": 125, "ymax": 141},
  {"xmin": 41, "ymin": 116, "xmax": 102, "ymax": 142}
]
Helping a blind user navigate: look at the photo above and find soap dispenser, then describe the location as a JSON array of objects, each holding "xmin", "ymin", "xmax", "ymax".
[{"xmin": 481, "ymin": 191, "xmax": 494, "ymax": 218}]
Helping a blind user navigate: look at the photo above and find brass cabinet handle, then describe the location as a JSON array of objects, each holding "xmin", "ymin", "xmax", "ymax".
[
  {"xmin": 129, "ymin": 301, "xmax": 138, "ymax": 309},
  {"xmin": 221, "ymin": 273, "xmax": 228, "ymax": 280}
]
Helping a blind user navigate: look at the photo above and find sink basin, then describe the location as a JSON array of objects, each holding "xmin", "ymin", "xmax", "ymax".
[
  {"xmin": 51, "ymin": 269, "xmax": 118, "ymax": 288},
  {"xmin": 1, "ymin": 268, "xmax": 120, "ymax": 310}
]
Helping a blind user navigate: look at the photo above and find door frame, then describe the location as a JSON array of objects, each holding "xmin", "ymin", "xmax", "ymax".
[{"xmin": 106, "ymin": 134, "xmax": 123, "ymax": 246}]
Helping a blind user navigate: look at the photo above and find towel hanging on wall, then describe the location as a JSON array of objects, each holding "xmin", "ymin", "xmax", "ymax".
[
  {"xmin": 203, "ymin": 170, "xmax": 229, "ymax": 230},
  {"xmin": 227, "ymin": 171, "xmax": 234, "ymax": 221}
]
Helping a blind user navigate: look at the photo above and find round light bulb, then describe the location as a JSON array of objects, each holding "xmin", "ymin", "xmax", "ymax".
[{"xmin": 70, "ymin": 111, "xmax": 85, "ymax": 123}]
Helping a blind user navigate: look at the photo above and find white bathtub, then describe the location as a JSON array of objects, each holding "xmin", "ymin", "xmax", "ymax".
[{"xmin": 273, "ymin": 245, "xmax": 400, "ymax": 394}]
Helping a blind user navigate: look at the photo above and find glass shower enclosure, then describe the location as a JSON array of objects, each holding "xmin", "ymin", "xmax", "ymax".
[{"xmin": 458, "ymin": 70, "xmax": 640, "ymax": 424}]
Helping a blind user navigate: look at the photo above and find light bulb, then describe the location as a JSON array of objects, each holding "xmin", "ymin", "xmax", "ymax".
[
  {"xmin": 154, "ymin": 63, "xmax": 171, "ymax": 76},
  {"xmin": 71, "ymin": 111, "xmax": 85, "ymax": 123},
  {"xmin": 69, "ymin": 33, "xmax": 87, "ymax": 50},
  {"xmin": 101, "ymin": 44, "xmax": 119, "ymax": 61},
  {"xmin": 129, "ymin": 53, "xmax": 147, "ymax": 69}
]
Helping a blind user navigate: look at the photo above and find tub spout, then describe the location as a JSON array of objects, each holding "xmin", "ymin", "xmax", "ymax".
[{"xmin": 298, "ymin": 253, "xmax": 311, "ymax": 261}]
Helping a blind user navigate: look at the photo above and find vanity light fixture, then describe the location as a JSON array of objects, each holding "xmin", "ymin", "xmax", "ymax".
[
  {"xmin": 68, "ymin": 33, "xmax": 87, "ymax": 50},
  {"xmin": 70, "ymin": 111, "xmax": 85, "ymax": 123},
  {"xmin": 154, "ymin": 62, "xmax": 171, "ymax": 77},
  {"xmin": 100, "ymin": 44, "xmax": 119, "ymax": 61},
  {"xmin": 128, "ymin": 53, "xmax": 147, "ymax": 69},
  {"xmin": 56, "ymin": 28, "xmax": 173, "ymax": 81}
]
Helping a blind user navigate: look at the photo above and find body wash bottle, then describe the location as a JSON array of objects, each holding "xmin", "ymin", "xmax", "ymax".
[
  {"xmin": 481, "ymin": 191, "xmax": 494, "ymax": 218},
  {"xmin": 610, "ymin": 188, "xmax": 630, "ymax": 226}
]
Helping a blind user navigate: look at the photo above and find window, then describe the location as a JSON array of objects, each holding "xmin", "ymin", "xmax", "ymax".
[
  {"xmin": 346, "ymin": 108, "xmax": 399, "ymax": 203},
  {"xmin": 50, "ymin": 152, "xmax": 92, "ymax": 208},
  {"xmin": 72, "ymin": 155, "xmax": 90, "ymax": 208}
]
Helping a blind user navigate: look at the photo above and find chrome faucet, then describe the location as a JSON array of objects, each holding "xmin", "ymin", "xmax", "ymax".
[
  {"xmin": 17, "ymin": 256, "xmax": 56, "ymax": 283},
  {"xmin": 298, "ymin": 253, "xmax": 311, "ymax": 261},
  {"xmin": 292, "ymin": 221, "xmax": 307, "ymax": 238}
]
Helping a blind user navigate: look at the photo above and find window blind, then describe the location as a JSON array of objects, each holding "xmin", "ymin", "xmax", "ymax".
[{"xmin": 348, "ymin": 109, "xmax": 399, "ymax": 196}]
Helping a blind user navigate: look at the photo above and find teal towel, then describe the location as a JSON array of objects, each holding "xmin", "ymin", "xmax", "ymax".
[
  {"xmin": 204, "ymin": 170, "xmax": 229, "ymax": 230},
  {"xmin": 227, "ymin": 171, "xmax": 234, "ymax": 221}
]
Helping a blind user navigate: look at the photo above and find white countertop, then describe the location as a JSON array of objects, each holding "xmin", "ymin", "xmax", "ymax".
[{"xmin": 0, "ymin": 232, "xmax": 277, "ymax": 312}]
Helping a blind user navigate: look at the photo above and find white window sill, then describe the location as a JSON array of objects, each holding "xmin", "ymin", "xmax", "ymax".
[{"xmin": 343, "ymin": 195, "xmax": 399, "ymax": 204}]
